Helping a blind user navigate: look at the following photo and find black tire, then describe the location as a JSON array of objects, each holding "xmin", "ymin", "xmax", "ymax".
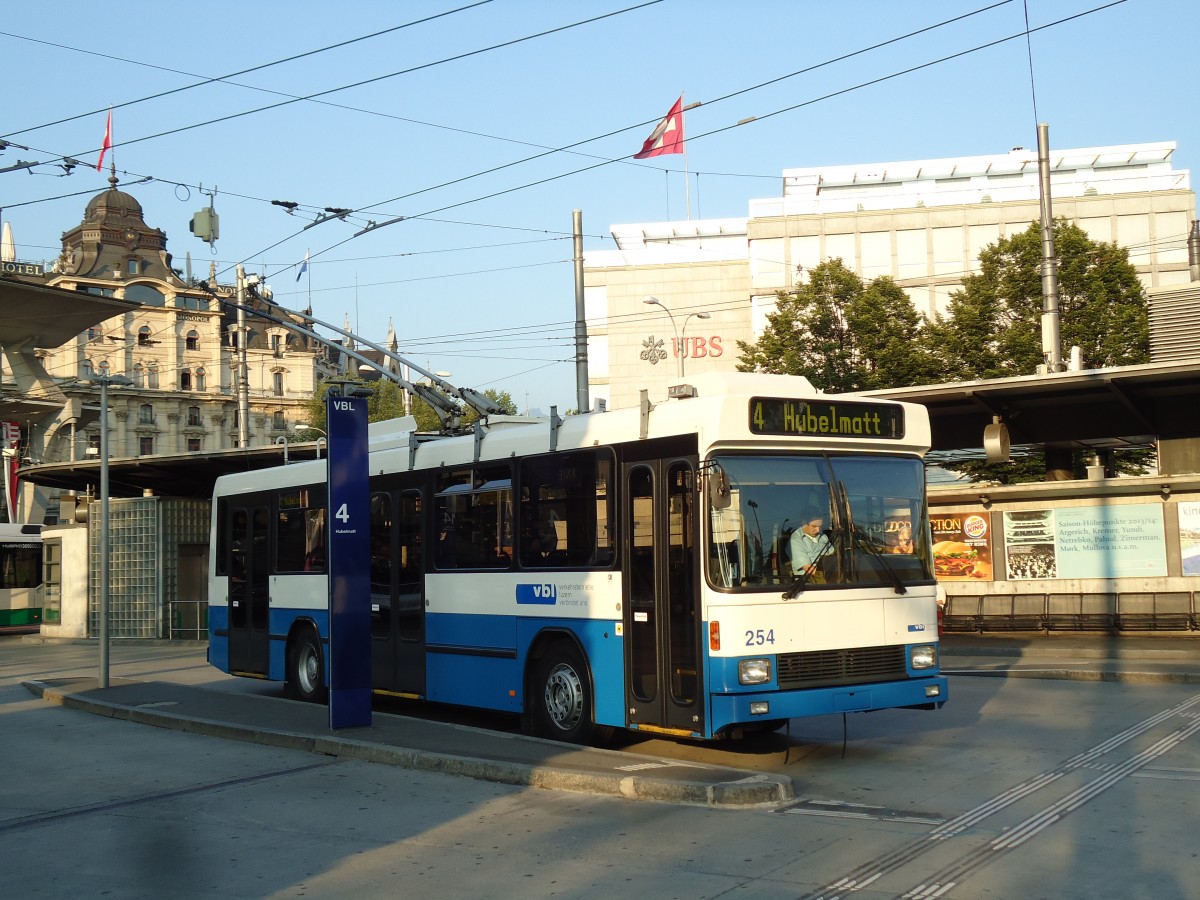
[
  {"xmin": 286, "ymin": 629, "xmax": 327, "ymax": 703},
  {"xmin": 531, "ymin": 641, "xmax": 605, "ymax": 745}
]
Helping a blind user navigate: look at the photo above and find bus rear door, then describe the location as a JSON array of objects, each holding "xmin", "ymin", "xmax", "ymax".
[
  {"xmin": 369, "ymin": 487, "xmax": 426, "ymax": 696},
  {"xmin": 227, "ymin": 501, "xmax": 270, "ymax": 676}
]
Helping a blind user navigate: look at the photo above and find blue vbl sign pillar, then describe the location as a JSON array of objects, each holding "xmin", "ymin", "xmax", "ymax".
[{"xmin": 326, "ymin": 391, "xmax": 372, "ymax": 729}]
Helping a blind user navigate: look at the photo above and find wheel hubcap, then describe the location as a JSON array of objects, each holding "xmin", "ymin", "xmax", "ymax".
[
  {"xmin": 298, "ymin": 645, "xmax": 318, "ymax": 694},
  {"xmin": 544, "ymin": 662, "xmax": 584, "ymax": 731}
]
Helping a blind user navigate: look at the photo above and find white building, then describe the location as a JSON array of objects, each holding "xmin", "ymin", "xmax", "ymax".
[{"xmin": 584, "ymin": 141, "xmax": 1196, "ymax": 411}]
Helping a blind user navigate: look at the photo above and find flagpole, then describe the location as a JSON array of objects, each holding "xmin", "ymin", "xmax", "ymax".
[
  {"xmin": 306, "ymin": 248, "xmax": 312, "ymax": 313},
  {"xmin": 684, "ymin": 146, "xmax": 691, "ymax": 221},
  {"xmin": 682, "ymin": 92, "xmax": 691, "ymax": 221}
]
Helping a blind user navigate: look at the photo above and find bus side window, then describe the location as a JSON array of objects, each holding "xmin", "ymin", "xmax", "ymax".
[{"xmin": 304, "ymin": 508, "xmax": 326, "ymax": 572}]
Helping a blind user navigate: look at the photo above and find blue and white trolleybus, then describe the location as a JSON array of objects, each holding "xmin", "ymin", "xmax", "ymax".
[{"xmin": 207, "ymin": 372, "xmax": 947, "ymax": 742}]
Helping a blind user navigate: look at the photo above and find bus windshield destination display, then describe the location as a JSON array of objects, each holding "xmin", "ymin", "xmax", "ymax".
[{"xmin": 749, "ymin": 397, "xmax": 904, "ymax": 439}]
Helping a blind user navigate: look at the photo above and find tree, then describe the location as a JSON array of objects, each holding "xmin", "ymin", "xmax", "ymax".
[
  {"xmin": 302, "ymin": 380, "xmax": 517, "ymax": 434},
  {"xmin": 925, "ymin": 219, "xmax": 1149, "ymax": 380},
  {"xmin": 303, "ymin": 377, "xmax": 416, "ymax": 433},
  {"xmin": 736, "ymin": 258, "xmax": 937, "ymax": 391},
  {"xmin": 923, "ymin": 219, "xmax": 1153, "ymax": 481},
  {"xmin": 462, "ymin": 389, "xmax": 518, "ymax": 425}
]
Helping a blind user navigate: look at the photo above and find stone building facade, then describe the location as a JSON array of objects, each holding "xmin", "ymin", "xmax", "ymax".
[{"xmin": 0, "ymin": 179, "xmax": 340, "ymax": 522}]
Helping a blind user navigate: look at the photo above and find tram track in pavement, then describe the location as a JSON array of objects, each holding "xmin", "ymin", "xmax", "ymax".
[
  {"xmin": 795, "ymin": 691, "xmax": 1200, "ymax": 899},
  {"xmin": 0, "ymin": 761, "xmax": 335, "ymax": 834}
]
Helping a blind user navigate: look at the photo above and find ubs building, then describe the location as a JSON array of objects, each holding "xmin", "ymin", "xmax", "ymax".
[{"xmin": 583, "ymin": 140, "xmax": 1196, "ymax": 412}]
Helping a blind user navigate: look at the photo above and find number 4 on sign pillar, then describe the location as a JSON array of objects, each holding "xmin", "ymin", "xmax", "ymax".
[{"xmin": 326, "ymin": 390, "xmax": 372, "ymax": 729}]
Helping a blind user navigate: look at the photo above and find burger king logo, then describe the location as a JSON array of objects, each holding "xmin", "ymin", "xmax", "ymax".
[{"xmin": 963, "ymin": 515, "xmax": 988, "ymax": 540}]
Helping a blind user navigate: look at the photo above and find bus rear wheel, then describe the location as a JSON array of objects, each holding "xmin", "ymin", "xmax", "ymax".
[
  {"xmin": 286, "ymin": 629, "xmax": 327, "ymax": 703},
  {"xmin": 532, "ymin": 642, "xmax": 605, "ymax": 745}
]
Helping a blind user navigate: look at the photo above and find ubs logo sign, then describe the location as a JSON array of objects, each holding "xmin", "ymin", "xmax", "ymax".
[
  {"xmin": 640, "ymin": 335, "xmax": 723, "ymax": 366},
  {"xmin": 640, "ymin": 336, "xmax": 668, "ymax": 365}
]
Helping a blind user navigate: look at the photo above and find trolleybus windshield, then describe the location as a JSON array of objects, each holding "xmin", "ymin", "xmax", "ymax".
[{"xmin": 707, "ymin": 453, "xmax": 933, "ymax": 590}]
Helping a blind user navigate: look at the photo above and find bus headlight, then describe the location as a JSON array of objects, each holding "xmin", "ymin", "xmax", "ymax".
[
  {"xmin": 911, "ymin": 644, "xmax": 937, "ymax": 669},
  {"xmin": 738, "ymin": 658, "xmax": 771, "ymax": 685}
]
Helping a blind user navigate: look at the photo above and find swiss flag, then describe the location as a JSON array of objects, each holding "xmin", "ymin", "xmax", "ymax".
[
  {"xmin": 96, "ymin": 109, "xmax": 112, "ymax": 172},
  {"xmin": 634, "ymin": 96, "xmax": 684, "ymax": 159}
]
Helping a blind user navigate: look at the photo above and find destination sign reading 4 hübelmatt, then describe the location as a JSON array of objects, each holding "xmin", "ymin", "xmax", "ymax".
[{"xmin": 749, "ymin": 397, "xmax": 905, "ymax": 439}]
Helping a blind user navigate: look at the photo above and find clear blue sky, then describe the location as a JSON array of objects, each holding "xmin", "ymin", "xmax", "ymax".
[{"xmin": 2, "ymin": 0, "xmax": 1194, "ymax": 412}]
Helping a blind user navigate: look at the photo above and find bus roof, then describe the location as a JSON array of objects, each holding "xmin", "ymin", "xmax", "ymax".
[{"xmin": 212, "ymin": 373, "xmax": 930, "ymax": 497}]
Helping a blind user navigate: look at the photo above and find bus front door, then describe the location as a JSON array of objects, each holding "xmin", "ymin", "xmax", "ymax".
[
  {"xmin": 228, "ymin": 504, "xmax": 270, "ymax": 676},
  {"xmin": 623, "ymin": 459, "xmax": 702, "ymax": 736}
]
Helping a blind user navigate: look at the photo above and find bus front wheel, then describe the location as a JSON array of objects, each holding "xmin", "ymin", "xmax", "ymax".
[
  {"xmin": 532, "ymin": 642, "xmax": 602, "ymax": 745},
  {"xmin": 286, "ymin": 630, "xmax": 327, "ymax": 703}
]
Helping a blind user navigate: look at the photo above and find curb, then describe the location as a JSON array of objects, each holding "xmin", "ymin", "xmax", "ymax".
[
  {"xmin": 23, "ymin": 680, "xmax": 793, "ymax": 809},
  {"xmin": 943, "ymin": 666, "xmax": 1200, "ymax": 684}
]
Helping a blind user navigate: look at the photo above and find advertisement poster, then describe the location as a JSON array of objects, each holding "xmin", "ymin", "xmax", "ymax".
[
  {"xmin": 1004, "ymin": 509, "xmax": 1057, "ymax": 579},
  {"xmin": 931, "ymin": 511, "xmax": 993, "ymax": 581},
  {"xmin": 1004, "ymin": 505, "xmax": 1166, "ymax": 580},
  {"xmin": 1178, "ymin": 502, "xmax": 1200, "ymax": 576}
]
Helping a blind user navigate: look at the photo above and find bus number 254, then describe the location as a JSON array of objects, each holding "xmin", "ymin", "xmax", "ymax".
[{"xmin": 745, "ymin": 629, "xmax": 776, "ymax": 646}]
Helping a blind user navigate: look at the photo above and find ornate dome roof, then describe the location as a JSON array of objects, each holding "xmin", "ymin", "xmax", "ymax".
[{"xmin": 83, "ymin": 183, "xmax": 147, "ymax": 229}]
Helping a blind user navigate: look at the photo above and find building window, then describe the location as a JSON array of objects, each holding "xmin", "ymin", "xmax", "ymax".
[
  {"xmin": 187, "ymin": 438, "xmax": 201, "ymax": 452},
  {"xmin": 195, "ymin": 368, "xmax": 206, "ymax": 391},
  {"xmin": 272, "ymin": 411, "xmax": 285, "ymax": 430},
  {"xmin": 133, "ymin": 363, "xmax": 145, "ymax": 388},
  {"xmin": 137, "ymin": 326, "xmax": 153, "ymax": 346},
  {"xmin": 139, "ymin": 436, "xmax": 154, "ymax": 456},
  {"xmin": 86, "ymin": 434, "xmax": 101, "ymax": 455},
  {"xmin": 185, "ymin": 330, "xmax": 200, "ymax": 351},
  {"xmin": 87, "ymin": 325, "xmax": 102, "ymax": 342},
  {"xmin": 273, "ymin": 371, "xmax": 284, "ymax": 397},
  {"xmin": 128, "ymin": 259, "xmax": 139, "ymax": 275},
  {"xmin": 139, "ymin": 403, "xmax": 154, "ymax": 425},
  {"xmin": 97, "ymin": 360, "xmax": 109, "ymax": 376},
  {"xmin": 180, "ymin": 370, "xmax": 192, "ymax": 391},
  {"xmin": 148, "ymin": 365, "xmax": 159, "ymax": 389},
  {"xmin": 43, "ymin": 540, "xmax": 62, "ymax": 625},
  {"xmin": 187, "ymin": 406, "xmax": 202, "ymax": 427},
  {"xmin": 81, "ymin": 359, "xmax": 93, "ymax": 378},
  {"xmin": 271, "ymin": 334, "xmax": 282, "ymax": 354}
]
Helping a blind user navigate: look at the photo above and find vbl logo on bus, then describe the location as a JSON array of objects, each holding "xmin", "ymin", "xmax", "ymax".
[{"xmin": 516, "ymin": 583, "xmax": 557, "ymax": 605}]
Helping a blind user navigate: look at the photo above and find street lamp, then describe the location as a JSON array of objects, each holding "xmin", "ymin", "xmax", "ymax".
[
  {"xmin": 644, "ymin": 297, "xmax": 711, "ymax": 377},
  {"xmin": 294, "ymin": 424, "xmax": 327, "ymax": 458},
  {"xmin": 92, "ymin": 372, "xmax": 132, "ymax": 689}
]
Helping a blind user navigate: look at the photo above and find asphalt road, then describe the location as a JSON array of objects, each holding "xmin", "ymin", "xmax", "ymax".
[{"xmin": 4, "ymin": 638, "xmax": 1200, "ymax": 899}]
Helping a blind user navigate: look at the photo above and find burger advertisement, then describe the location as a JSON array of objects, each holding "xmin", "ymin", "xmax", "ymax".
[{"xmin": 931, "ymin": 512, "xmax": 993, "ymax": 581}]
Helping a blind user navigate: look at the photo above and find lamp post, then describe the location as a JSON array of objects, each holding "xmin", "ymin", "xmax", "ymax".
[
  {"xmin": 294, "ymin": 424, "xmax": 327, "ymax": 459},
  {"xmin": 94, "ymin": 373, "xmax": 132, "ymax": 689},
  {"xmin": 644, "ymin": 297, "xmax": 711, "ymax": 377}
]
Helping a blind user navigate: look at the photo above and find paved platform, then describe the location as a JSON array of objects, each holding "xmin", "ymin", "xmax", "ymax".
[
  {"xmin": 21, "ymin": 677, "xmax": 792, "ymax": 809},
  {"xmin": 22, "ymin": 633, "xmax": 1199, "ymax": 809}
]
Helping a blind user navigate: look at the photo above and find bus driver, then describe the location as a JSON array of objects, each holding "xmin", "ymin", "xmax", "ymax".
[{"xmin": 788, "ymin": 512, "xmax": 829, "ymax": 579}]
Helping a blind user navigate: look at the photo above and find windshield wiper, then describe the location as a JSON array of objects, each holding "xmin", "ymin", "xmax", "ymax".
[
  {"xmin": 849, "ymin": 522, "xmax": 907, "ymax": 595},
  {"xmin": 782, "ymin": 530, "xmax": 836, "ymax": 599}
]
